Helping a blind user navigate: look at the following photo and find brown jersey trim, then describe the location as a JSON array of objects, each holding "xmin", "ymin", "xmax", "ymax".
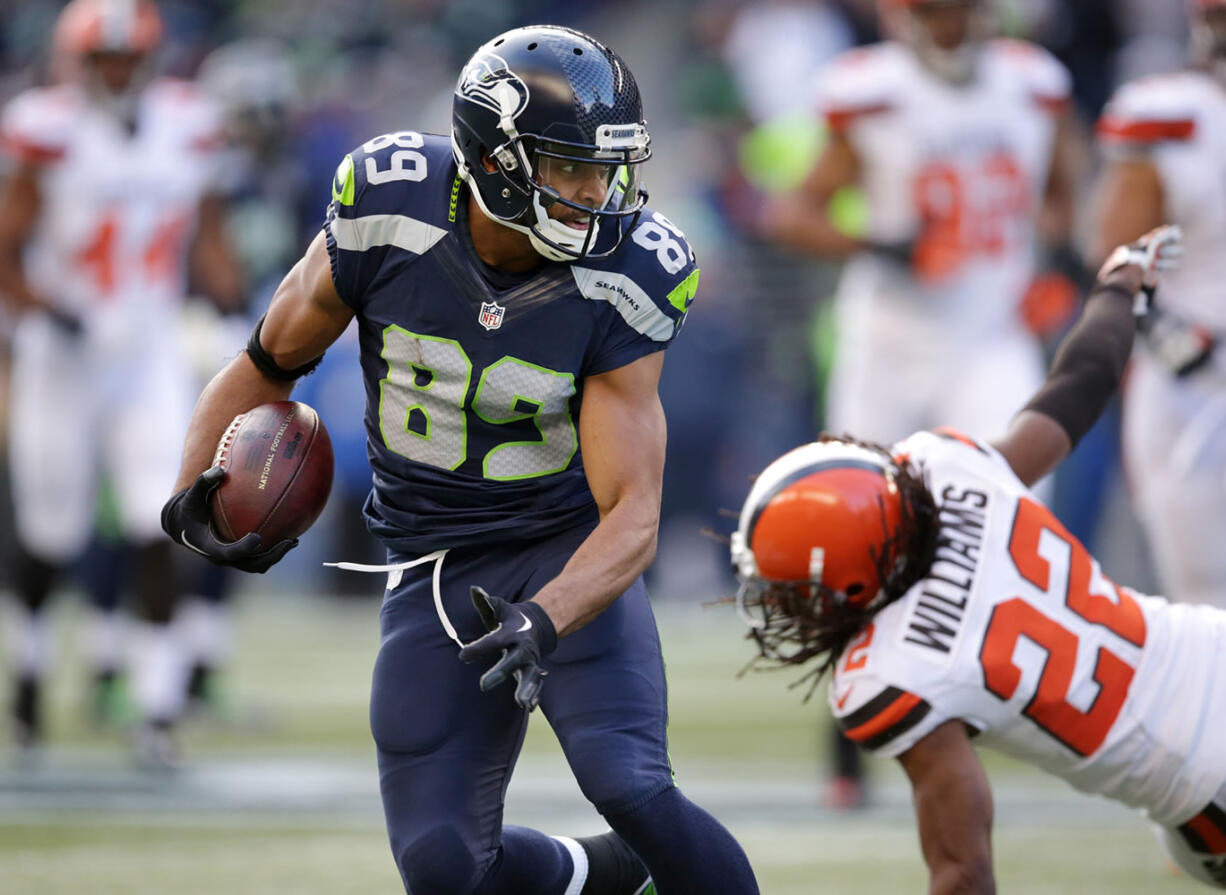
[{"xmin": 839, "ymin": 685, "xmax": 932, "ymax": 751}]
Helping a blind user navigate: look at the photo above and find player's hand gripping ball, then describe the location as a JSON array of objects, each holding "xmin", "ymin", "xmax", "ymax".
[{"xmin": 161, "ymin": 401, "xmax": 333, "ymax": 573}]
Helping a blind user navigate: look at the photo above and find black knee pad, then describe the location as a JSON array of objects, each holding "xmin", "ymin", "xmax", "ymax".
[{"xmin": 398, "ymin": 824, "xmax": 480, "ymax": 895}]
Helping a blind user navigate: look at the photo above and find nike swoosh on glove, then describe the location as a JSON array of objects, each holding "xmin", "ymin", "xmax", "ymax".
[
  {"xmin": 160, "ymin": 466, "xmax": 298, "ymax": 574},
  {"xmin": 458, "ymin": 587, "xmax": 558, "ymax": 711}
]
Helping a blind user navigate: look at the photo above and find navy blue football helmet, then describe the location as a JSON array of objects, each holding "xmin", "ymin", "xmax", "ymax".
[{"xmin": 451, "ymin": 25, "xmax": 651, "ymax": 262}]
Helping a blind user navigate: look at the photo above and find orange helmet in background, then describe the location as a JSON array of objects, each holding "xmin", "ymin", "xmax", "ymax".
[
  {"xmin": 54, "ymin": 0, "xmax": 163, "ymax": 59},
  {"xmin": 51, "ymin": 0, "xmax": 163, "ymax": 100}
]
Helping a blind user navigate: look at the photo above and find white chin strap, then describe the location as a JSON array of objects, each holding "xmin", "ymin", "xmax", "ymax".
[{"xmin": 524, "ymin": 190, "xmax": 601, "ymax": 263}]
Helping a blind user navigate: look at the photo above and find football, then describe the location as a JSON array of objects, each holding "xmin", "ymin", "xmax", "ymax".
[{"xmin": 209, "ymin": 401, "xmax": 334, "ymax": 544}]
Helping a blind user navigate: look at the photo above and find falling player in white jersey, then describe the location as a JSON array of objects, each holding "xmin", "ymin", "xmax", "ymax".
[
  {"xmin": 761, "ymin": 0, "xmax": 1081, "ymax": 808},
  {"xmin": 733, "ymin": 227, "xmax": 1226, "ymax": 891},
  {"xmin": 1094, "ymin": 0, "xmax": 1226, "ymax": 611},
  {"xmin": 0, "ymin": 0, "xmax": 243, "ymax": 764}
]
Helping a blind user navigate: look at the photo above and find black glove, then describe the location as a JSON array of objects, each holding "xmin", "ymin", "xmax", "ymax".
[
  {"xmin": 458, "ymin": 587, "xmax": 558, "ymax": 711},
  {"xmin": 160, "ymin": 466, "xmax": 298, "ymax": 573}
]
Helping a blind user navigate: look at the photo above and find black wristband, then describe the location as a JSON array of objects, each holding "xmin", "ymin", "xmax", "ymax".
[
  {"xmin": 245, "ymin": 313, "xmax": 324, "ymax": 381},
  {"xmin": 520, "ymin": 601, "xmax": 558, "ymax": 656}
]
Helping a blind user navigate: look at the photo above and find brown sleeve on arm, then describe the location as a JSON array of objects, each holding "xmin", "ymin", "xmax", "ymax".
[{"xmin": 991, "ymin": 272, "xmax": 1141, "ymax": 487}]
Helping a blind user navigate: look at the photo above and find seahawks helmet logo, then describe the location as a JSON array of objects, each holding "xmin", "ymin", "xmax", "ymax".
[{"xmin": 457, "ymin": 52, "xmax": 530, "ymax": 120}]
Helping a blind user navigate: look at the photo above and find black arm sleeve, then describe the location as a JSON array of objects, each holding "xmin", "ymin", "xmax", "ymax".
[{"xmin": 1022, "ymin": 281, "xmax": 1136, "ymax": 449}]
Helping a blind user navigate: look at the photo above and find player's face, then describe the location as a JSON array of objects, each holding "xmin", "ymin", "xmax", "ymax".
[
  {"xmin": 913, "ymin": 1, "xmax": 976, "ymax": 51},
  {"xmin": 537, "ymin": 156, "xmax": 620, "ymax": 230},
  {"xmin": 85, "ymin": 51, "xmax": 144, "ymax": 93}
]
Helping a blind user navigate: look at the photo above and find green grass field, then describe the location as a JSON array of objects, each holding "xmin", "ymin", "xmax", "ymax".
[{"xmin": 0, "ymin": 593, "xmax": 1199, "ymax": 894}]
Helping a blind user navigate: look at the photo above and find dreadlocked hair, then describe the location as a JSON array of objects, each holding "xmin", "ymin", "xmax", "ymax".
[{"xmin": 740, "ymin": 435, "xmax": 940, "ymax": 700}]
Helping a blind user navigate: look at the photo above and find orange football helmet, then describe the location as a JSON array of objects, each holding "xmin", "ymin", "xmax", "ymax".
[
  {"xmin": 52, "ymin": 0, "xmax": 162, "ymax": 96},
  {"xmin": 733, "ymin": 440, "xmax": 902, "ymax": 608},
  {"xmin": 732, "ymin": 438, "xmax": 937, "ymax": 670},
  {"xmin": 54, "ymin": 0, "xmax": 162, "ymax": 58}
]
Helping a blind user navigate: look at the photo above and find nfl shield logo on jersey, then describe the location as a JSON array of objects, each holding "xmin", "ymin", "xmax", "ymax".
[{"xmin": 478, "ymin": 301, "xmax": 505, "ymax": 331}]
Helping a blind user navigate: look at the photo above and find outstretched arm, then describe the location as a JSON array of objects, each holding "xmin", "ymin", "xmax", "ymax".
[
  {"xmin": 898, "ymin": 720, "xmax": 996, "ymax": 895},
  {"xmin": 991, "ymin": 226, "xmax": 1182, "ymax": 487}
]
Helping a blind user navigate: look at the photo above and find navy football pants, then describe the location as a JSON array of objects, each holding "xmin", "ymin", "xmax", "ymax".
[{"xmin": 370, "ymin": 523, "xmax": 676, "ymax": 893}]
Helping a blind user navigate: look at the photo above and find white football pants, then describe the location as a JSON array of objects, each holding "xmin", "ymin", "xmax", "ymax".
[
  {"xmin": 7, "ymin": 314, "xmax": 193, "ymax": 562},
  {"xmin": 1123, "ymin": 355, "xmax": 1226, "ymax": 609}
]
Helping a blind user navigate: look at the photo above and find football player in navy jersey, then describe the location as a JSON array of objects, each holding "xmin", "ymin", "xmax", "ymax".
[{"xmin": 161, "ymin": 25, "xmax": 759, "ymax": 895}]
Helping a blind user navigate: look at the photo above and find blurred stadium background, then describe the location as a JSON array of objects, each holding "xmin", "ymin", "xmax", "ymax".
[{"xmin": 0, "ymin": 0, "xmax": 1206, "ymax": 892}]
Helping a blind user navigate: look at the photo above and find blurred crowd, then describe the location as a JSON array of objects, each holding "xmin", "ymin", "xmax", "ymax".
[
  {"xmin": 0, "ymin": 0, "xmax": 1196, "ymax": 615},
  {"xmin": 0, "ymin": 0, "xmax": 1197, "ymax": 603}
]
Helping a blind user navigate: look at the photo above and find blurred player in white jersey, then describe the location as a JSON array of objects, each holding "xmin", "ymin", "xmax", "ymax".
[
  {"xmin": 762, "ymin": 0, "xmax": 1081, "ymax": 807},
  {"xmin": 735, "ymin": 228, "xmax": 1226, "ymax": 891},
  {"xmin": 0, "ymin": 0, "xmax": 243, "ymax": 763},
  {"xmin": 1094, "ymin": 0, "xmax": 1226, "ymax": 610},
  {"xmin": 766, "ymin": 0, "xmax": 1081, "ymax": 444}
]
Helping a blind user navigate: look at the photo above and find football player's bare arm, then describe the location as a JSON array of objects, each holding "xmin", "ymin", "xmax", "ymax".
[
  {"xmin": 189, "ymin": 192, "xmax": 246, "ymax": 314},
  {"xmin": 898, "ymin": 720, "xmax": 996, "ymax": 895},
  {"xmin": 529, "ymin": 351, "xmax": 666, "ymax": 637},
  {"xmin": 1090, "ymin": 157, "xmax": 1165, "ymax": 263},
  {"xmin": 761, "ymin": 130, "xmax": 863, "ymax": 259},
  {"xmin": 173, "ymin": 231, "xmax": 353, "ymax": 492},
  {"xmin": 0, "ymin": 164, "xmax": 49, "ymax": 315},
  {"xmin": 1038, "ymin": 112, "xmax": 1082, "ymax": 246}
]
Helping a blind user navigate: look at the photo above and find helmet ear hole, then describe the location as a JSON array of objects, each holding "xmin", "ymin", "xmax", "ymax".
[{"xmin": 845, "ymin": 583, "xmax": 864, "ymax": 598}]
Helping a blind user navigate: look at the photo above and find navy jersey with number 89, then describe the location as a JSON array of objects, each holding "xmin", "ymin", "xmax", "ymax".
[{"xmin": 322, "ymin": 132, "xmax": 699, "ymax": 554}]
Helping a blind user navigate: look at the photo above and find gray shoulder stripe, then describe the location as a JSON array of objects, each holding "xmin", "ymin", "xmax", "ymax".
[
  {"xmin": 330, "ymin": 213, "xmax": 447, "ymax": 256},
  {"xmin": 570, "ymin": 267, "xmax": 675, "ymax": 342}
]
